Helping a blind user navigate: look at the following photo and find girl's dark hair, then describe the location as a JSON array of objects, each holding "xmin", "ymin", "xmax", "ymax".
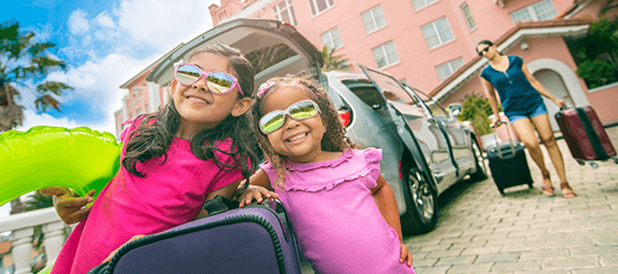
[
  {"xmin": 251, "ymin": 74, "xmax": 360, "ymax": 188},
  {"xmin": 122, "ymin": 44, "xmax": 259, "ymax": 190}
]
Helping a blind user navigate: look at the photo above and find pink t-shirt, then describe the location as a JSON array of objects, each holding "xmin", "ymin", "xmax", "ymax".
[
  {"xmin": 52, "ymin": 118, "xmax": 244, "ymax": 274},
  {"xmin": 260, "ymin": 148, "xmax": 415, "ymax": 274}
]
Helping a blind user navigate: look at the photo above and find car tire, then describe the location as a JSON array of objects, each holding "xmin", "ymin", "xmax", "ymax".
[
  {"xmin": 469, "ymin": 138, "xmax": 488, "ymax": 181},
  {"xmin": 400, "ymin": 159, "xmax": 438, "ymax": 235}
]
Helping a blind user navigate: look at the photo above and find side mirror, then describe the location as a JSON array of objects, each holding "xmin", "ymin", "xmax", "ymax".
[{"xmin": 447, "ymin": 103, "xmax": 462, "ymax": 117}]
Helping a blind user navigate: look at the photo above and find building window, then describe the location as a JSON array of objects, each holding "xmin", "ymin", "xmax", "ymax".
[
  {"xmin": 411, "ymin": 0, "xmax": 439, "ymax": 11},
  {"xmin": 361, "ymin": 5, "xmax": 387, "ymax": 34},
  {"xmin": 435, "ymin": 57, "xmax": 464, "ymax": 82},
  {"xmin": 321, "ymin": 27, "xmax": 343, "ymax": 50},
  {"xmin": 136, "ymin": 108, "xmax": 143, "ymax": 116},
  {"xmin": 219, "ymin": 11, "xmax": 227, "ymax": 21},
  {"xmin": 308, "ymin": 0, "xmax": 335, "ymax": 16},
  {"xmin": 460, "ymin": 2, "xmax": 476, "ymax": 30},
  {"xmin": 421, "ymin": 17, "xmax": 454, "ymax": 49},
  {"xmin": 273, "ymin": 0, "xmax": 297, "ymax": 26},
  {"xmin": 509, "ymin": 0, "xmax": 557, "ymax": 24},
  {"xmin": 372, "ymin": 41, "xmax": 400, "ymax": 68}
]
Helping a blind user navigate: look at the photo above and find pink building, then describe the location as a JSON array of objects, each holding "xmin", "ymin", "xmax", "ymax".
[{"xmin": 115, "ymin": 0, "xmax": 618, "ymax": 137}]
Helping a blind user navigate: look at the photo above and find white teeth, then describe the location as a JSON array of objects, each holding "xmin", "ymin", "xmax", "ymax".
[
  {"xmin": 287, "ymin": 132, "xmax": 307, "ymax": 142},
  {"xmin": 188, "ymin": 96, "xmax": 207, "ymax": 103}
]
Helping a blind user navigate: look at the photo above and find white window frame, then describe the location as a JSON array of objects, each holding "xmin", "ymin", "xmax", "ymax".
[
  {"xmin": 361, "ymin": 5, "xmax": 387, "ymax": 34},
  {"xmin": 411, "ymin": 0, "xmax": 439, "ymax": 11},
  {"xmin": 509, "ymin": 0, "xmax": 558, "ymax": 24},
  {"xmin": 435, "ymin": 57, "xmax": 464, "ymax": 82},
  {"xmin": 372, "ymin": 41, "xmax": 400, "ymax": 69},
  {"xmin": 273, "ymin": 0, "xmax": 297, "ymax": 26},
  {"xmin": 460, "ymin": 2, "xmax": 476, "ymax": 30},
  {"xmin": 421, "ymin": 17, "xmax": 455, "ymax": 49},
  {"xmin": 321, "ymin": 27, "xmax": 343, "ymax": 50},
  {"xmin": 219, "ymin": 11, "xmax": 227, "ymax": 21},
  {"xmin": 308, "ymin": 0, "xmax": 335, "ymax": 17}
]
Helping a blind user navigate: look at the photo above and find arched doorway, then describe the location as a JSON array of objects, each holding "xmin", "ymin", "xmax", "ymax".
[{"xmin": 533, "ymin": 69, "xmax": 573, "ymax": 131}]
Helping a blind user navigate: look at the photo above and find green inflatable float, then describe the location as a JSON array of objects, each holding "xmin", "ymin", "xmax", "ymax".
[{"xmin": 0, "ymin": 126, "xmax": 122, "ymax": 207}]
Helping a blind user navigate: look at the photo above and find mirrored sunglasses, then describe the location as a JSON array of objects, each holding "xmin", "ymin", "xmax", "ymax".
[
  {"xmin": 259, "ymin": 100, "xmax": 321, "ymax": 134},
  {"xmin": 174, "ymin": 63, "xmax": 244, "ymax": 96}
]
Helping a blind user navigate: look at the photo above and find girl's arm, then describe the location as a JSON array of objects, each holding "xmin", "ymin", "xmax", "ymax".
[
  {"xmin": 193, "ymin": 178, "xmax": 244, "ymax": 219},
  {"xmin": 237, "ymin": 169, "xmax": 278, "ymax": 207},
  {"xmin": 370, "ymin": 174, "xmax": 413, "ymax": 266},
  {"xmin": 521, "ymin": 62, "xmax": 566, "ymax": 107},
  {"xmin": 482, "ymin": 78, "xmax": 501, "ymax": 125}
]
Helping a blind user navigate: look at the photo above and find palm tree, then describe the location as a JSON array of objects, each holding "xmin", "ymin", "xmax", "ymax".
[
  {"xmin": 320, "ymin": 45, "xmax": 351, "ymax": 72},
  {"xmin": 1, "ymin": 20, "xmax": 73, "ymax": 214}
]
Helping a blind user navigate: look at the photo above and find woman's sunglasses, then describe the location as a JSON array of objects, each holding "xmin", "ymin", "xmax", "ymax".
[
  {"xmin": 259, "ymin": 100, "xmax": 321, "ymax": 134},
  {"xmin": 174, "ymin": 63, "xmax": 244, "ymax": 96},
  {"xmin": 478, "ymin": 46, "xmax": 490, "ymax": 56}
]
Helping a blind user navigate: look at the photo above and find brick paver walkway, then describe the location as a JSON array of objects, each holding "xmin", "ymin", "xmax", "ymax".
[{"xmin": 408, "ymin": 126, "xmax": 618, "ymax": 274}]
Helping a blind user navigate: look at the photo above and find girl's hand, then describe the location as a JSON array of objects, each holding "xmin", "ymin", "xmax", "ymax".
[
  {"xmin": 102, "ymin": 234, "xmax": 147, "ymax": 263},
  {"xmin": 492, "ymin": 117, "xmax": 502, "ymax": 128},
  {"xmin": 399, "ymin": 243, "xmax": 413, "ymax": 267},
  {"xmin": 40, "ymin": 187, "xmax": 96, "ymax": 225},
  {"xmin": 553, "ymin": 98, "xmax": 567, "ymax": 108},
  {"xmin": 237, "ymin": 185, "xmax": 279, "ymax": 207}
]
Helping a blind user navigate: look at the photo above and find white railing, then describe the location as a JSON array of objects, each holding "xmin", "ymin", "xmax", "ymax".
[{"xmin": 0, "ymin": 207, "xmax": 68, "ymax": 274}]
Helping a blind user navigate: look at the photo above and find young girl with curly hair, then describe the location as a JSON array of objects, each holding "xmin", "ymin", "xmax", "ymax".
[{"xmin": 238, "ymin": 75, "xmax": 415, "ymax": 274}]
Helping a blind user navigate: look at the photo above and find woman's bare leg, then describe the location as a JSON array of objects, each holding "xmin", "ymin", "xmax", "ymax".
[
  {"xmin": 530, "ymin": 114, "xmax": 575, "ymax": 198},
  {"xmin": 510, "ymin": 117, "xmax": 553, "ymax": 191}
]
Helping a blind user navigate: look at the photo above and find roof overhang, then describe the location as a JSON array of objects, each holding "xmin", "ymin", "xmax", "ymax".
[{"xmin": 431, "ymin": 20, "xmax": 591, "ymax": 102}]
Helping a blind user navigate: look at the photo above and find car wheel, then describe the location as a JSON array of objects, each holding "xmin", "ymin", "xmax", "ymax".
[
  {"xmin": 469, "ymin": 138, "xmax": 488, "ymax": 181},
  {"xmin": 400, "ymin": 162, "xmax": 437, "ymax": 235}
]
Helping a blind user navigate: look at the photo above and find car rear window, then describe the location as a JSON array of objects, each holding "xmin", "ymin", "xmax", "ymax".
[
  {"xmin": 340, "ymin": 79, "xmax": 386, "ymax": 107},
  {"xmin": 245, "ymin": 43, "xmax": 297, "ymax": 75}
]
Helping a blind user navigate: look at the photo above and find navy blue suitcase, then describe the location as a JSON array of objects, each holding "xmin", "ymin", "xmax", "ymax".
[
  {"xmin": 92, "ymin": 196, "xmax": 302, "ymax": 274},
  {"xmin": 487, "ymin": 122, "xmax": 534, "ymax": 195}
]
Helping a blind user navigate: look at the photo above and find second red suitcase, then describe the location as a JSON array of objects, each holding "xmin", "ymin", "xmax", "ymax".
[{"xmin": 555, "ymin": 106, "xmax": 618, "ymax": 168}]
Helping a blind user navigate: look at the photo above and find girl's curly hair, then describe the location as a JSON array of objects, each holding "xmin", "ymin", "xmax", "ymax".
[
  {"xmin": 251, "ymin": 74, "xmax": 360, "ymax": 188},
  {"xmin": 122, "ymin": 44, "xmax": 260, "ymax": 190}
]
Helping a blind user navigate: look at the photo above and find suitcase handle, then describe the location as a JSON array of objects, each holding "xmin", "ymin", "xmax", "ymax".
[{"xmin": 491, "ymin": 121, "xmax": 515, "ymax": 159}]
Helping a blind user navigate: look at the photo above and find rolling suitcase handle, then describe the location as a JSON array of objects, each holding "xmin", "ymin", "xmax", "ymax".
[{"xmin": 491, "ymin": 121, "xmax": 515, "ymax": 159}]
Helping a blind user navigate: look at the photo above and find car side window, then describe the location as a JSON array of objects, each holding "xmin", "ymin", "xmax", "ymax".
[{"xmin": 340, "ymin": 79, "xmax": 386, "ymax": 108}]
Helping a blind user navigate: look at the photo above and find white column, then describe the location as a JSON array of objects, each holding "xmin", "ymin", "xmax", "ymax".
[
  {"xmin": 12, "ymin": 227, "xmax": 34, "ymax": 274},
  {"xmin": 43, "ymin": 221, "xmax": 66, "ymax": 266}
]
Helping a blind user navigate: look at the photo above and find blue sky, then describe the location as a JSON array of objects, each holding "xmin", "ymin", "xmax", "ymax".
[
  {"xmin": 1, "ymin": 0, "xmax": 220, "ymax": 134},
  {"xmin": 0, "ymin": 0, "xmax": 221, "ymax": 218}
]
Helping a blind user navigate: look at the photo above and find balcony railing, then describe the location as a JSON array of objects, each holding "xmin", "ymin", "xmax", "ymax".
[{"xmin": 0, "ymin": 207, "xmax": 70, "ymax": 274}]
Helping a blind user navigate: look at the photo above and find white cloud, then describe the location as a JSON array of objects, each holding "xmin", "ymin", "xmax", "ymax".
[
  {"xmin": 15, "ymin": 110, "xmax": 78, "ymax": 131},
  {"xmin": 96, "ymin": 12, "xmax": 115, "ymax": 29},
  {"xmin": 68, "ymin": 9, "xmax": 90, "ymax": 35},
  {"xmin": 116, "ymin": 0, "xmax": 215, "ymax": 52}
]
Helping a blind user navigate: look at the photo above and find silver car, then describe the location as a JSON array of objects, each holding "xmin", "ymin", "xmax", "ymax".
[{"xmin": 148, "ymin": 19, "xmax": 487, "ymax": 234}]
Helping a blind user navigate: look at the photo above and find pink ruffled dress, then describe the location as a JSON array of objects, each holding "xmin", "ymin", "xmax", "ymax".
[{"xmin": 260, "ymin": 148, "xmax": 415, "ymax": 274}]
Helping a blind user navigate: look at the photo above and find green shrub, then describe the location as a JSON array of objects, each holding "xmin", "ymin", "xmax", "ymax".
[
  {"xmin": 458, "ymin": 93, "xmax": 498, "ymax": 136},
  {"xmin": 577, "ymin": 59, "xmax": 618, "ymax": 89}
]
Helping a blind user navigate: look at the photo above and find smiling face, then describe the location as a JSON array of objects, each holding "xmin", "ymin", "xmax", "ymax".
[
  {"xmin": 170, "ymin": 52, "xmax": 250, "ymax": 139},
  {"xmin": 260, "ymin": 85, "xmax": 327, "ymax": 163},
  {"xmin": 476, "ymin": 43, "xmax": 496, "ymax": 59}
]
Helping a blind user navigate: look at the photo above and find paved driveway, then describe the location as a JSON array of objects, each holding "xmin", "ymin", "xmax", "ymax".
[{"xmin": 408, "ymin": 126, "xmax": 618, "ymax": 274}]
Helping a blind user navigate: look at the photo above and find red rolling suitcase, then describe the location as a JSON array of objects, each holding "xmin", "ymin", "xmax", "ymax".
[{"xmin": 555, "ymin": 106, "xmax": 618, "ymax": 168}]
